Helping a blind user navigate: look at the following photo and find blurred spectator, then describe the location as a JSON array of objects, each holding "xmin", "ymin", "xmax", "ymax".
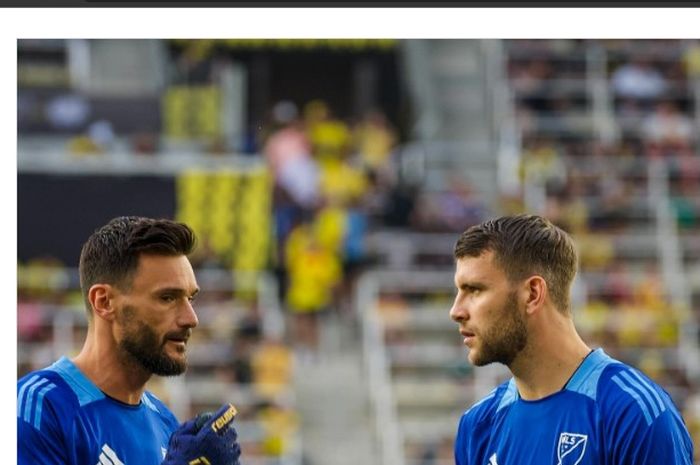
[
  {"xmin": 519, "ymin": 136, "xmax": 567, "ymax": 191},
  {"xmin": 264, "ymin": 100, "xmax": 320, "ymax": 210},
  {"xmin": 683, "ymin": 40, "xmax": 700, "ymax": 78},
  {"xmin": 318, "ymin": 157, "xmax": 369, "ymax": 207},
  {"xmin": 284, "ymin": 222, "xmax": 342, "ymax": 357},
  {"xmin": 352, "ymin": 109, "xmax": 397, "ymax": 175},
  {"xmin": 381, "ymin": 183, "xmax": 417, "ymax": 228},
  {"xmin": 264, "ymin": 100, "xmax": 320, "ymax": 271},
  {"xmin": 636, "ymin": 350, "xmax": 668, "ymax": 383},
  {"xmin": 18, "ymin": 257, "xmax": 72, "ymax": 303},
  {"xmin": 304, "ymin": 101, "xmax": 369, "ymax": 207},
  {"xmin": 601, "ymin": 262, "xmax": 633, "ymax": 306},
  {"xmin": 251, "ymin": 337, "xmax": 294, "ymax": 399},
  {"xmin": 87, "ymin": 120, "xmax": 116, "ymax": 151},
  {"xmin": 611, "ymin": 57, "xmax": 667, "ymax": 101},
  {"xmin": 575, "ymin": 230, "xmax": 615, "ymax": 271},
  {"xmin": 68, "ymin": 135, "xmax": 103, "ymax": 155},
  {"xmin": 17, "ymin": 298, "xmax": 46, "ymax": 343},
  {"xmin": 45, "ymin": 94, "xmax": 90, "ymax": 130},
  {"xmin": 544, "ymin": 177, "xmax": 590, "ymax": 233},
  {"xmin": 412, "ymin": 178, "xmax": 487, "ymax": 232},
  {"xmin": 671, "ymin": 194, "xmax": 699, "ymax": 230},
  {"xmin": 589, "ymin": 171, "xmax": 636, "ymax": 231},
  {"xmin": 257, "ymin": 401, "xmax": 300, "ymax": 458},
  {"xmin": 577, "ymin": 299, "xmax": 613, "ymax": 345},
  {"xmin": 342, "ymin": 208, "xmax": 369, "ymax": 269},
  {"xmin": 510, "ymin": 59, "xmax": 553, "ymax": 108},
  {"xmin": 642, "ymin": 100, "xmax": 695, "ymax": 156},
  {"xmin": 131, "ymin": 132, "xmax": 160, "ymax": 155},
  {"xmin": 304, "ymin": 100, "xmax": 352, "ymax": 164},
  {"xmin": 632, "ymin": 264, "xmax": 667, "ymax": 311},
  {"xmin": 671, "ymin": 179, "xmax": 700, "ymax": 229},
  {"xmin": 313, "ymin": 205, "xmax": 347, "ymax": 255}
]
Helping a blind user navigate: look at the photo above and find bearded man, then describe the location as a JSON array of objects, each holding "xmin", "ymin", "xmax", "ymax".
[{"xmin": 18, "ymin": 216, "xmax": 241, "ymax": 465}]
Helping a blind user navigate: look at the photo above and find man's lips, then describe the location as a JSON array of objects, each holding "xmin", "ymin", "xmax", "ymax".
[
  {"xmin": 164, "ymin": 330, "xmax": 191, "ymax": 345},
  {"xmin": 460, "ymin": 330, "xmax": 475, "ymax": 346}
]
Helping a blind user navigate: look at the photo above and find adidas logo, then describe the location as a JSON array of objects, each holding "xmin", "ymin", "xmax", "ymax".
[{"xmin": 97, "ymin": 444, "xmax": 124, "ymax": 465}]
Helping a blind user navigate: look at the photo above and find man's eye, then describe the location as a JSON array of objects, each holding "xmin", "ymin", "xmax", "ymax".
[{"xmin": 161, "ymin": 295, "xmax": 176, "ymax": 303}]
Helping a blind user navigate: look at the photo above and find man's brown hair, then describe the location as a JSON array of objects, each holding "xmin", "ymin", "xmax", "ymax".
[
  {"xmin": 454, "ymin": 214, "xmax": 578, "ymax": 313},
  {"xmin": 79, "ymin": 216, "xmax": 196, "ymax": 317}
]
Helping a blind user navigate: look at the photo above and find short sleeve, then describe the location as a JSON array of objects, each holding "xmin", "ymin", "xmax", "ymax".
[
  {"xmin": 611, "ymin": 408, "xmax": 693, "ymax": 464},
  {"xmin": 18, "ymin": 401, "xmax": 70, "ymax": 465},
  {"xmin": 602, "ymin": 369, "xmax": 693, "ymax": 465}
]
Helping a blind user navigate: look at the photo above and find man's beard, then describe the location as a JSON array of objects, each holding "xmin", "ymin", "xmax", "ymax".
[
  {"xmin": 118, "ymin": 305, "xmax": 190, "ymax": 376},
  {"xmin": 471, "ymin": 290, "xmax": 528, "ymax": 367}
]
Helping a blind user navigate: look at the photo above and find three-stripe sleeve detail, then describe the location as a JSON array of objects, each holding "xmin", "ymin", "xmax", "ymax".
[
  {"xmin": 33, "ymin": 383, "xmax": 57, "ymax": 429},
  {"xmin": 628, "ymin": 369, "xmax": 667, "ymax": 414},
  {"xmin": 619, "ymin": 371, "xmax": 666, "ymax": 417},
  {"xmin": 612, "ymin": 370, "xmax": 665, "ymax": 426},
  {"xmin": 17, "ymin": 376, "xmax": 57, "ymax": 431},
  {"xmin": 17, "ymin": 374, "xmax": 40, "ymax": 417},
  {"xmin": 23, "ymin": 378, "xmax": 49, "ymax": 422}
]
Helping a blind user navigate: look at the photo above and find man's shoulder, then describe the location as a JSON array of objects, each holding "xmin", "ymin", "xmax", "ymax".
[
  {"xmin": 596, "ymin": 360, "xmax": 679, "ymax": 427},
  {"xmin": 19, "ymin": 357, "xmax": 107, "ymax": 407},
  {"xmin": 18, "ymin": 362, "xmax": 77, "ymax": 406},
  {"xmin": 564, "ymin": 349, "xmax": 674, "ymax": 417},
  {"xmin": 18, "ymin": 361, "xmax": 82, "ymax": 437},
  {"xmin": 593, "ymin": 358, "xmax": 693, "ymax": 462},
  {"xmin": 459, "ymin": 379, "xmax": 515, "ymax": 428}
]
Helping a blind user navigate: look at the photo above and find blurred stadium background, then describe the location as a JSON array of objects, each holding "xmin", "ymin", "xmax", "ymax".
[{"xmin": 17, "ymin": 38, "xmax": 700, "ymax": 465}]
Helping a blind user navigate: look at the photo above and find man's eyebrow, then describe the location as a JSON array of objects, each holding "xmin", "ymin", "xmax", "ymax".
[
  {"xmin": 154, "ymin": 287, "xmax": 200, "ymax": 296},
  {"xmin": 455, "ymin": 277, "xmax": 486, "ymax": 289},
  {"xmin": 463, "ymin": 281, "xmax": 486, "ymax": 289}
]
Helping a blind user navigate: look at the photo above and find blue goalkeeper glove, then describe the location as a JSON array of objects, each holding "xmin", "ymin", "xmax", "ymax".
[{"xmin": 162, "ymin": 403, "xmax": 241, "ymax": 465}]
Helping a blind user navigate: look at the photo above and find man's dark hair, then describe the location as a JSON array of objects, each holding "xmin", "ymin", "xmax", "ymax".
[
  {"xmin": 454, "ymin": 214, "xmax": 578, "ymax": 314},
  {"xmin": 79, "ymin": 216, "xmax": 196, "ymax": 317}
]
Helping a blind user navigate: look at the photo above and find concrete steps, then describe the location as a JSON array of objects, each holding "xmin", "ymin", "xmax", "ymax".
[{"xmin": 292, "ymin": 314, "xmax": 378, "ymax": 465}]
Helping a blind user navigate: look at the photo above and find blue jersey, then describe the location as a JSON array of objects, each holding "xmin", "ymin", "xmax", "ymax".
[
  {"xmin": 454, "ymin": 349, "xmax": 693, "ymax": 465},
  {"xmin": 17, "ymin": 357, "xmax": 180, "ymax": 465}
]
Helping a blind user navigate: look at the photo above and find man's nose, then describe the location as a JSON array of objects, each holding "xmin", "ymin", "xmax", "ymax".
[
  {"xmin": 449, "ymin": 297, "xmax": 468, "ymax": 323},
  {"xmin": 178, "ymin": 299, "xmax": 199, "ymax": 328}
]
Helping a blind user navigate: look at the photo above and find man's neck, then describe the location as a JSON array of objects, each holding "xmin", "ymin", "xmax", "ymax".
[
  {"xmin": 509, "ymin": 319, "xmax": 591, "ymax": 401},
  {"xmin": 72, "ymin": 339, "xmax": 150, "ymax": 405}
]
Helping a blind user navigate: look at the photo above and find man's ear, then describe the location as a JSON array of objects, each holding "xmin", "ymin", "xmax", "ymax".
[
  {"xmin": 523, "ymin": 275, "xmax": 547, "ymax": 315},
  {"xmin": 88, "ymin": 284, "xmax": 117, "ymax": 321}
]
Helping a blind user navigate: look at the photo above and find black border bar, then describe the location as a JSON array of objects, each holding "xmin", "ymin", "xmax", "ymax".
[{"xmin": 5, "ymin": 1, "xmax": 700, "ymax": 6}]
